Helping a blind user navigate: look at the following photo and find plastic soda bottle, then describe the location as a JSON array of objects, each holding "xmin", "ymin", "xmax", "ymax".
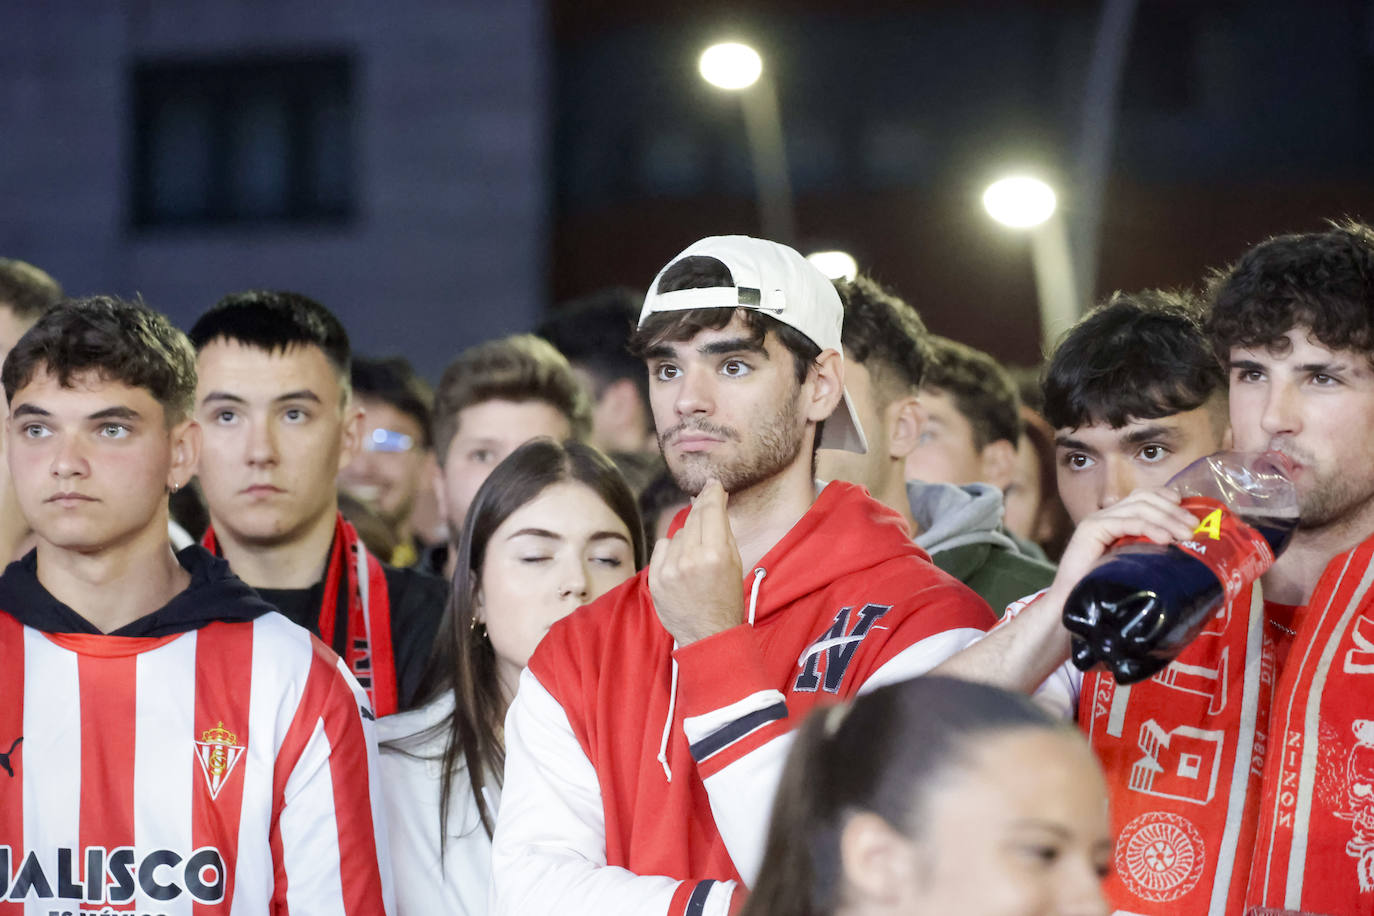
[{"xmin": 1062, "ymin": 451, "xmax": 1299, "ymax": 684}]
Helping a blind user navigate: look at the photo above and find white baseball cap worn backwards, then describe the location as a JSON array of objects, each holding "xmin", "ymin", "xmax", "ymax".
[{"xmin": 638, "ymin": 235, "xmax": 868, "ymax": 454}]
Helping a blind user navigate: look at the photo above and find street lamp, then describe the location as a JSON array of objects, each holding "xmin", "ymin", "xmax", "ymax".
[
  {"xmin": 699, "ymin": 43, "xmax": 762, "ymax": 91},
  {"xmin": 807, "ymin": 250, "xmax": 858, "ymax": 282},
  {"xmin": 983, "ymin": 174, "xmax": 1080, "ymax": 353},
  {"xmin": 983, "ymin": 177, "xmax": 1057, "ymax": 229},
  {"xmin": 699, "ymin": 40, "xmax": 795, "ymax": 244}
]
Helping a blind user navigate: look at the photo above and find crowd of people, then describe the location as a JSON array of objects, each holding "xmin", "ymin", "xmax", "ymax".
[{"xmin": 0, "ymin": 217, "xmax": 1372, "ymax": 915}]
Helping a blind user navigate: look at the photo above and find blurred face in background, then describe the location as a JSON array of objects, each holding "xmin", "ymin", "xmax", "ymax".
[
  {"xmin": 339, "ymin": 396, "xmax": 429, "ymax": 533},
  {"xmin": 436, "ymin": 399, "xmax": 573, "ymax": 540}
]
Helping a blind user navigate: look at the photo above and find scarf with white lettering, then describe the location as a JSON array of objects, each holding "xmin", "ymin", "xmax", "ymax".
[
  {"xmin": 202, "ymin": 513, "xmax": 398, "ymax": 716},
  {"xmin": 1081, "ymin": 532, "xmax": 1374, "ymax": 915}
]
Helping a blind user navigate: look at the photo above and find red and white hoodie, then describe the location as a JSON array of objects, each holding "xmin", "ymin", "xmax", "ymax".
[{"xmin": 490, "ymin": 482, "xmax": 996, "ymax": 916}]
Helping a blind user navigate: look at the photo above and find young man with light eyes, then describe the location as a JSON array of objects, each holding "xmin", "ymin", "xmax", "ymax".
[
  {"xmin": 190, "ymin": 291, "xmax": 445, "ymax": 716},
  {"xmin": 0, "ymin": 296, "xmax": 392, "ymax": 914}
]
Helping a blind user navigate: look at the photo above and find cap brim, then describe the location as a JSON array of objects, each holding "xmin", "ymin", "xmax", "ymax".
[{"xmin": 820, "ymin": 388, "xmax": 867, "ymax": 454}]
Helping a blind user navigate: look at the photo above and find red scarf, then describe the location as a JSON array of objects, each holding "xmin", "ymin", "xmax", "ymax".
[
  {"xmin": 202, "ymin": 513, "xmax": 399, "ymax": 716},
  {"xmin": 1081, "ymin": 532, "xmax": 1374, "ymax": 915}
]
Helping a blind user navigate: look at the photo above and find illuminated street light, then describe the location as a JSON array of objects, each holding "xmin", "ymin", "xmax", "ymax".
[
  {"xmin": 983, "ymin": 176, "xmax": 1057, "ymax": 228},
  {"xmin": 699, "ymin": 42, "xmax": 763, "ymax": 91},
  {"xmin": 807, "ymin": 250, "xmax": 858, "ymax": 282},
  {"xmin": 982, "ymin": 175, "xmax": 1078, "ymax": 351},
  {"xmin": 697, "ymin": 40, "xmax": 793, "ymax": 243}
]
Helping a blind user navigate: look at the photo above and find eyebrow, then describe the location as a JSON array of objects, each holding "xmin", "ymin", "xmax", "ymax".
[
  {"xmin": 1119, "ymin": 424, "xmax": 1180, "ymax": 446},
  {"xmin": 643, "ymin": 336, "xmax": 770, "ymax": 361},
  {"xmin": 201, "ymin": 389, "xmax": 323, "ymax": 406},
  {"xmin": 11, "ymin": 405, "xmax": 142, "ymax": 421},
  {"xmin": 507, "ymin": 528, "xmax": 632, "ymax": 546},
  {"xmin": 1054, "ymin": 434, "xmax": 1095, "ymax": 452},
  {"xmin": 1005, "ymin": 819, "xmax": 1080, "ymax": 839}
]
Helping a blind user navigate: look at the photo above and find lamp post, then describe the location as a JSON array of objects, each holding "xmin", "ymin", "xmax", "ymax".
[
  {"xmin": 983, "ymin": 175, "xmax": 1080, "ymax": 354},
  {"xmin": 699, "ymin": 41, "xmax": 796, "ymax": 245}
]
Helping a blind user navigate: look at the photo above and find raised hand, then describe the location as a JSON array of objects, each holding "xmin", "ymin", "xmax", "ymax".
[{"xmin": 648, "ymin": 479, "xmax": 746, "ymax": 646}]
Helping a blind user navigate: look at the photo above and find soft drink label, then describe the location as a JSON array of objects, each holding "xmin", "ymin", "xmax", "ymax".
[{"xmin": 1113, "ymin": 496, "xmax": 1276, "ymax": 601}]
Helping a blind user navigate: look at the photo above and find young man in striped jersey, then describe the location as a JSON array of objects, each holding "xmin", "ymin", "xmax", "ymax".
[
  {"xmin": 490, "ymin": 236, "xmax": 994, "ymax": 916},
  {"xmin": 190, "ymin": 291, "xmax": 446, "ymax": 716},
  {"xmin": 0, "ymin": 296, "xmax": 393, "ymax": 914}
]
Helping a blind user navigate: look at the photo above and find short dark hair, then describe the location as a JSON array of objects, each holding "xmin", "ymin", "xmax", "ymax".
[
  {"xmin": 627, "ymin": 255, "xmax": 826, "ymax": 457},
  {"xmin": 923, "ymin": 336, "xmax": 1021, "ymax": 448},
  {"xmin": 432, "ymin": 334, "xmax": 592, "ymax": 465},
  {"xmin": 2, "ymin": 295, "xmax": 197, "ymax": 423},
  {"xmin": 0, "ymin": 259, "xmax": 63, "ymax": 320},
  {"xmin": 627, "ymin": 255, "xmax": 822, "ymax": 387},
  {"xmin": 187, "ymin": 290, "xmax": 351, "ymax": 386},
  {"xmin": 352, "ymin": 355, "xmax": 434, "ymax": 449},
  {"xmin": 1207, "ymin": 220, "xmax": 1374, "ymax": 364},
  {"xmin": 1045, "ymin": 289, "xmax": 1225, "ymax": 431},
  {"xmin": 536, "ymin": 287, "xmax": 646, "ymax": 401},
  {"xmin": 834, "ymin": 274, "xmax": 930, "ymax": 399}
]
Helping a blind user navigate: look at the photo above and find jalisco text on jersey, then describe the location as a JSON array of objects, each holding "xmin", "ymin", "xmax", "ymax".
[{"xmin": 0, "ymin": 847, "xmax": 225, "ymax": 904}]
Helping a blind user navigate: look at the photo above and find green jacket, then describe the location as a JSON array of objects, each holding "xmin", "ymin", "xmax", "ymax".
[{"xmin": 910, "ymin": 480, "xmax": 1056, "ymax": 617}]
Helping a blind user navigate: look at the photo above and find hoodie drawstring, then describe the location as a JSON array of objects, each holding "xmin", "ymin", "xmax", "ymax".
[
  {"xmin": 658, "ymin": 567, "xmax": 769, "ymax": 783},
  {"xmin": 657, "ymin": 653, "xmax": 678, "ymax": 782},
  {"xmin": 747, "ymin": 567, "xmax": 766, "ymax": 625}
]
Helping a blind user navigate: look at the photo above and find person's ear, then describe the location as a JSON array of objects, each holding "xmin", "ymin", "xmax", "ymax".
[
  {"xmin": 168, "ymin": 418, "xmax": 202, "ymax": 492},
  {"xmin": 338, "ymin": 398, "xmax": 364, "ymax": 471},
  {"xmin": 806, "ymin": 350, "xmax": 846, "ymax": 424},
  {"xmin": 979, "ymin": 438, "xmax": 1018, "ymax": 491},
  {"xmin": 887, "ymin": 395, "xmax": 926, "ymax": 460},
  {"xmin": 840, "ymin": 811, "xmax": 919, "ymax": 906}
]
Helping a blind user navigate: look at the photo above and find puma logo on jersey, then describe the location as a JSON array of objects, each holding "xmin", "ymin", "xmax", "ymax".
[
  {"xmin": 0, "ymin": 737, "xmax": 19, "ymax": 778},
  {"xmin": 794, "ymin": 604, "xmax": 891, "ymax": 693}
]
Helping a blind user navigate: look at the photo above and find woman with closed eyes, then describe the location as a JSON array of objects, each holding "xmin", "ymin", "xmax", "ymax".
[{"xmin": 379, "ymin": 438, "xmax": 646, "ymax": 915}]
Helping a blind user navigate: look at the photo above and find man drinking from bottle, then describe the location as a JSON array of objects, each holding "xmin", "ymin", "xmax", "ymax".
[{"xmin": 941, "ymin": 221, "xmax": 1374, "ymax": 915}]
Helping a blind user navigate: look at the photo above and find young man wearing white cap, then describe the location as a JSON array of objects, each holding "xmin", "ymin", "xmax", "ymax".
[{"xmin": 490, "ymin": 236, "xmax": 994, "ymax": 915}]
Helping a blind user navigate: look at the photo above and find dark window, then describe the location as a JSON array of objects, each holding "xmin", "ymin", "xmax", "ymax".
[{"xmin": 131, "ymin": 52, "xmax": 355, "ymax": 229}]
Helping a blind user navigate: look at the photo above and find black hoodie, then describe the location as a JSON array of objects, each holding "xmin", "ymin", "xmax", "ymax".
[{"xmin": 0, "ymin": 545, "xmax": 276, "ymax": 636}]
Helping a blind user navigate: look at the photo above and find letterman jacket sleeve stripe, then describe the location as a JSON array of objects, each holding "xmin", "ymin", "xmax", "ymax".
[
  {"xmin": 697, "ymin": 626, "xmax": 987, "ymax": 887},
  {"xmin": 491, "ymin": 668, "xmax": 738, "ymax": 916},
  {"xmin": 271, "ymin": 637, "xmax": 391, "ymax": 916},
  {"xmin": 685, "ymin": 693, "xmax": 788, "ymax": 763}
]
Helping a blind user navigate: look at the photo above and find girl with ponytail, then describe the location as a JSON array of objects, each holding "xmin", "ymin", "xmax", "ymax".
[{"xmin": 743, "ymin": 676, "xmax": 1112, "ymax": 916}]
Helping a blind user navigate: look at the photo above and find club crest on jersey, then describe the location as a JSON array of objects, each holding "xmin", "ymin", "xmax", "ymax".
[
  {"xmin": 794, "ymin": 604, "xmax": 891, "ymax": 693},
  {"xmin": 194, "ymin": 722, "xmax": 244, "ymax": 801}
]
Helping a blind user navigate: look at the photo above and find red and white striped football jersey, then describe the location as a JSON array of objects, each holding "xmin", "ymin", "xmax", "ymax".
[{"xmin": 0, "ymin": 608, "xmax": 394, "ymax": 916}]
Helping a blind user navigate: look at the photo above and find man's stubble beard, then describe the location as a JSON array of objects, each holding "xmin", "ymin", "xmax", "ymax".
[{"xmin": 661, "ymin": 395, "xmax": 806, "ymax": 497}]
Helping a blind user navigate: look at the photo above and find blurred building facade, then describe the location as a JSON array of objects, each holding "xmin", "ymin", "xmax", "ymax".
[{"xmin": 1, "ymin": 0, "xmax": 547, "ymax": 379}]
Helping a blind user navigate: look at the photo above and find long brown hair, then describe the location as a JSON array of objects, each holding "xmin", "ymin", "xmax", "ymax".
[{"xmin": 393, "ymin": 438, "xmax": 645, "ymax": 842}]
